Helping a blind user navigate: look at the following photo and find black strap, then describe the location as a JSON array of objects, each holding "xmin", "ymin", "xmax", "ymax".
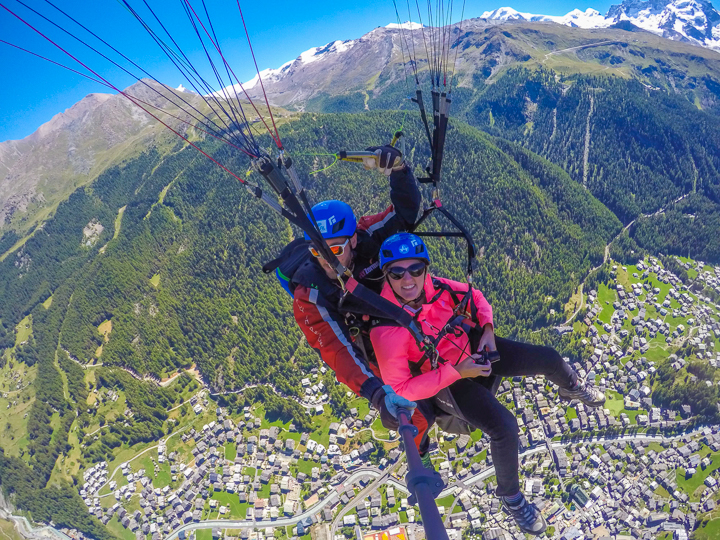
[
  {"xmin": 262, "ymin": 237, "xmax": 308, "ymax": 274},
  {"xmin": 407, "ymin": 279, "xmax": 478, "ymax": 374}
]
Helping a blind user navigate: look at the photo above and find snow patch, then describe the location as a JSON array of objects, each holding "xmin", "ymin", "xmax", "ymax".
[
  {"xmin": 481, "ymin": 7, "xmax": 556, "ymax": 22},
  {"xmin": 297, "ymin": 40, "xmax": 357, "ymax": 66},
  {"xmin": 557, "ymin": 8, "xmax": 611, "ymax": 29},
  {"xmin": 481, "ymin": 6, "xmax": 609, "ymax": 26},
  {"xmin": 386, "ymin": 21, "xmax": 424, "ymax": 30},
  {"xmin": 242, "ymin": 60, "xmax": 294, "ymax": 91}
]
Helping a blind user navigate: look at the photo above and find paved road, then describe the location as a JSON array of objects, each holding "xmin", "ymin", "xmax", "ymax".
[
  {"xmin": 330, "ymin": 461, "xmax": 403, "ymax": 537},
  {"xmin": 97, "ymin": 424, "xmax": 192, "ymax": 496},
  {"xmin": 210, "ymin": 382, "xmax": 327, "ymax": 410},
  {"xmin": 85, "ymin": 393, "xmax": 201, "ymax": 440},
  {"xmin": 542, "ymin": 40, "xmax": 624, "ymax": 62},
  {"xmin": 0, "ymin": 509, "xmax": 71, "ymax": 540},
  {"xmin": 163, "ymin": 467, "xmax": 387, "ymax": 540}
]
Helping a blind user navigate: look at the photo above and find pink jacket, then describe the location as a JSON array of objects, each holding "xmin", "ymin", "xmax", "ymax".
[{"xmin": 370, "ymin": 273, "xmax": 494, "ymax": 401}]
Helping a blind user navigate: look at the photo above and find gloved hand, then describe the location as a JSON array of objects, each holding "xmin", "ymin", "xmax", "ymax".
[
  {"xmin": 371, "ymin": 385, "xmax": 417, "ymax": 430},
  {"xmin": 382, "ymin": 384, "xmax": 416, "ymax": 418},
  {"xmin": 363, "ymin": 146, "xmax": 405, "ymax": 176}
]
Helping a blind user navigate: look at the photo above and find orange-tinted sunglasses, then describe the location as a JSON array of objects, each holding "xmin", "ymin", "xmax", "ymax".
[{"xmin": 308, "ymin": 238, "xmax": 351, "ymax": 258}]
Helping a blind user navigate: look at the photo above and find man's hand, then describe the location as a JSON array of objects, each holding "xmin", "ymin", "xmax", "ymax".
[
  {"xmin": 372, "ymin": 385, "xmax": 416, "ymax": 430},
  {"xmin": 477, "ymin": 323, "xmax": 497, "ymax": 353},
  {"xmin": 363, "ymin": 146, "xmax": 405, "ymax": 176},
  {"xmin": 382, "ymin": 384, "xmax": 416, "ymax": 418}
]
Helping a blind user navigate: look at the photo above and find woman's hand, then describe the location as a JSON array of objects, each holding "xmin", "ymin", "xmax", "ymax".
[
  {"xmin": 454, "ymin": 355, "xmax": 492, "ymax": 378},
  {"xmin": 477, "ymin": 323, "xmax": 497, "ymax": 353}
]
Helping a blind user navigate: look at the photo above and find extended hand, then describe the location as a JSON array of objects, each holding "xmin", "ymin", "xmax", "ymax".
[{"xmin": 363, "ymin": 146, "xmax": 404, "ymax": 175}]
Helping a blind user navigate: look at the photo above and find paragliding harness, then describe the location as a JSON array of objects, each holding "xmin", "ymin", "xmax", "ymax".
[
  {"xmin": 249, "ymin": 153, "xmax": 442, "ymax": 361},
  {"xmin": 259, "ymin": 88, "xmax": 491, "ymax": 431},
  {"xmin": 369, "ymin": 277, "xmax": 501, "ymax": 435}
]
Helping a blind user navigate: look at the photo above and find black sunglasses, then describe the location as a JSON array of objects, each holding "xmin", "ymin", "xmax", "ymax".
[{"xmin": 386, "ymin": 262, "xmax": 427, "ymax": 281}]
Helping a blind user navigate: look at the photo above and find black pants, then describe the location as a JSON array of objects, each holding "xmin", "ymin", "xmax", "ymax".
[{"xmin": 439, "ymin": 336, "xmax": 577, "ymax": 497}]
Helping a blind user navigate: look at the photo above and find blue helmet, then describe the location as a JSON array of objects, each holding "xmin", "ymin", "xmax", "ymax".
[
  {"xmin": 379, "ymin": 233, "xmax": 430, "ymax": 269},
  {"xmin": 304, "ymin": 200, "xmax": 357, "ymax": 241}
]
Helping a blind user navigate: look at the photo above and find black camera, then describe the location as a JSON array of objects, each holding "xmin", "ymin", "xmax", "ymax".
[{"xmin": 475, "ymin": 349, "xmax": 500, "ymax": 364}]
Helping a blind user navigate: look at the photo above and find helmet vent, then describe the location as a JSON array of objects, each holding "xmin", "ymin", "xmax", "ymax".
[
  {"xmin": 415, "ymin": 245, "xmax": 425, "ymax": 254},
  {"xmin": 382, "ymin": 249, "xmax": 393, "ymax": 258},
  {"xmin": 331, "ymin": 218, "xmax": 345, "ymax": 234}
]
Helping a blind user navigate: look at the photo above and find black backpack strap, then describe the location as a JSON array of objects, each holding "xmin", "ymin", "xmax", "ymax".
[
  {"xmin": 430, "ymin": 277, "xmax": 465, "ymax": 307},
  {"xmin": 262, "ymin": 237, "xmax": 310, "ymax": 274},
  {"xmin": 412, "ymin": 280, "xmax": 477, "ymax": 372}
]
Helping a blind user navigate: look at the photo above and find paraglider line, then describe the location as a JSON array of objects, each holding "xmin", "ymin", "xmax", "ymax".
[
  {"xmin": 180, "ymin": 0, "xmax": 282, "ymax": 149},
  {"xmin": 235, "ymin": 0, "xmax": 283, "ymax": 149}
]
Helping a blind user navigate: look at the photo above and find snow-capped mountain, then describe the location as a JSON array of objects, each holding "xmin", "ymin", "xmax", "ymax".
[
  {"xmin": 482, "ymin": 0, "xmax": 720, "ymax": 50},
  {"xmin": 480, "ymin": 6, "xmax": 611, "ymax": 27},
  {"xmin": 217, "ymin": 39, "xmax": 358, "ymax": 98},
  {"xmin": 210, "ymin": 12, "xmax": 720, "ymax": 114},
  {"xmin": 220, "ymin": 23, "xmax": 423, "ymax": 107}
]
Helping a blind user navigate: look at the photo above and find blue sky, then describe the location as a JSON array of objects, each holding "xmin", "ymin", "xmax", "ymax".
[{"xmin": 1, "ymin": 0, "xmax": 613, "ymax": 142}]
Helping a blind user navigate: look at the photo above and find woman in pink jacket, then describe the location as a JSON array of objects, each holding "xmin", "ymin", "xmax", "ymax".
[{"xmin": 370, "ymin": 233, "xmax": 605, "ymax": 536}]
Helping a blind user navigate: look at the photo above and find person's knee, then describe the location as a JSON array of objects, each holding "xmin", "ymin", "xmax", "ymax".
[
  {"xmin": 483, "ymin": 408, "xmax": 518, "ymax": 444},
  {"xmin": 540, "ymin": 344, "xmax": 562, "ymax": 364},
  {"xmin": 539, "ymin": 345, "xmax": 566, "ymax": 374}
]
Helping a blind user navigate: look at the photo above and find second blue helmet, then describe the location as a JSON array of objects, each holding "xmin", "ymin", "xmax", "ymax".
[
  {"xmin": 379, "ymin": 233, "xmax": 430, "ymax": 269},
  {"xmin": 304, "ymin": 200, "xmax": 357, "ymax": 241}
]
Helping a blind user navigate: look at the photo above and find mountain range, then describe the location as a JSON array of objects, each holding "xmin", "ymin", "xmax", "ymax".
[
  {"xmin": 2, "ymin": 1, "xmax": 720, "ymax": 259},
  {"xmin": 483, "ymin": 0, "xmax": 720, "ymax": 51},
  {"xmin": 241, "ymin": 0, "xmax": 720, "ymax": 102},
  {"xmin": 235, "ymin": 3, "xmax": 720, "ymax": 113}
]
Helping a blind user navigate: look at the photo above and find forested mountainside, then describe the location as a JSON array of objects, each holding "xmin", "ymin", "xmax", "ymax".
[
  {"xmin": 313, "ymin": 70, "xmax": 720, "ymax": 261},
  {"xmin": 0, "ymin": 86, "xmax": 184, "ymax": 238},
  {"xmin": 461, "ymin": 69, "xmax": 720, "ymax": 261},
  {"xmin": 463, "ymin": 70, "xmax": 720, "ymax": 215},
  {"xmin": 0, "ymin": 109, "xmax": 622, "ymax": 535},
  {"xmin": 0, "ymin": 111, "xmax": 621, "ymax": 381},
  {"xmin": 5, "ymin": 19, "xmax": 720, "ymax": 264}
]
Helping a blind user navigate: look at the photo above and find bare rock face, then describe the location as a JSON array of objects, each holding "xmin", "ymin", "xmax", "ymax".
[{"xmin": 236, "ymin": 30, "xmax": 405, "ymax": 108}]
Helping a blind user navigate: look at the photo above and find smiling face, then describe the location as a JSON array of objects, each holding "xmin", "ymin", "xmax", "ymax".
[{"xmin": 385, "ymin": 258, "xmax": 427, "ymax": 303}]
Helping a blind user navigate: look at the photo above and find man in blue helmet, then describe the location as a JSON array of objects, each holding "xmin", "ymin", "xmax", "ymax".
[{"xmin": 265, "ymin": 145, "xmax": 430, "ymax": 433}]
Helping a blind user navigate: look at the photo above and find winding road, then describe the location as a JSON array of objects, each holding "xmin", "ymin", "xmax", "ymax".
[
  {"xmin": 96, "ymin": 424, "xmax": 193, "ymax": 497},
  {"xmin": 563, "ymin": 193, "xmax": 690, "ymax": 325}
]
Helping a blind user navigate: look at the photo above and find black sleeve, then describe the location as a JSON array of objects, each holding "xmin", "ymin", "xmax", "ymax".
[{"xmin": 367, "ymin": 165, "xmax": 422, "ymax": 245}]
